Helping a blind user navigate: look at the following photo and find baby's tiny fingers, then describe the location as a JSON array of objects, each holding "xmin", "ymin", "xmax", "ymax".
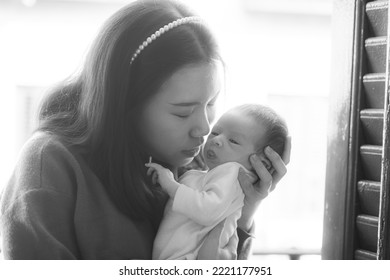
[
  {"xmin": 146, "ymin": 167, "xmax": 154, "ymax": 177},
  {"xmin": 152, "ymin": 172, "xmax": 158, "ymax": 185},
  {"xmin": 145, "ymin": 162, "xmax": 158, "ymax": 168}
]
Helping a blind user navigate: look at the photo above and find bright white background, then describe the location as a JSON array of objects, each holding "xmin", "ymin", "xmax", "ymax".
[{"xmin": 0, "ymin": 0, "xmax": 332, "ymax": 259}]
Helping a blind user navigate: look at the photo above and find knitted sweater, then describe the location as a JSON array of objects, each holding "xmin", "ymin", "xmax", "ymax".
[{"xmin": 0, "ymin": 132, "xmax": 155, "ymax": 259}]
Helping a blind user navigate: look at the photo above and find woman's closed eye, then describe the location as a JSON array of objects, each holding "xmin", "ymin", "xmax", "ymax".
[
  {"xmin": 210, "ymin": 131, "xmax": 219, "ymax": 136},
  {"xmin": 207, "ymin": 94, "xmax": 219, "ymax": 107},
  {"xmin": 207, "ymin": 102, "xmax": 215, "ymax": 108},
  {"xmin": 174, "ymin": 113, "xmax": 191, "ymax": 118},
  {"xmin": 173, "ymin": 109, "xmax": 194, "ymax": 118}
]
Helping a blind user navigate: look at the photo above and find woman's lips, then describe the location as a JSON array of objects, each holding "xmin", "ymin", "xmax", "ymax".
[{"xmin": 182, "ymin": 146, "xmax": 201, "ymax": 157}]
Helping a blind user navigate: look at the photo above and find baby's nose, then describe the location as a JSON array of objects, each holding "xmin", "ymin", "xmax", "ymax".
[{"xmin": 213, "ymin": 138, "xmax": 222, "ymax": 147}]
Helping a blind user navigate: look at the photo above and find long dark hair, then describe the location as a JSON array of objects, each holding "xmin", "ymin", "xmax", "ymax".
[{"xmin": 38, "ymin": 0, "xmax": 221, "ymax": 228}]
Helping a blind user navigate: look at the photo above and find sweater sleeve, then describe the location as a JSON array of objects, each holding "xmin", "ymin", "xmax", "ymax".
[
  {"xmin": 0, "ymin": 135, "xmax": 80, "ymax": 259},
  {"xmin": 172, "ymin": 163, "xmax": 243, "ymax": 226}
]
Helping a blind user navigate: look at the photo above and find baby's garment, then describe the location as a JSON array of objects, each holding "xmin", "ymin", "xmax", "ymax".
[{"xmin": 152, "ymin": 162, "xmax": 247, "ymax": 260}]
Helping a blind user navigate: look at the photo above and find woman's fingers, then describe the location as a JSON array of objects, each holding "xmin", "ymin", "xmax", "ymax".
[
  {"xmin": 264, "ymin": 146, "xmax": 287, "ymax": 186},
  {"xmin": 282, "ymin": 135, "xmax": 292, "ymax": 165},
  {"xmin": 239, "ymin": 156, "xmax": 273, "ymax": 201},
  {"xmin": 238, "ymin": 169, "xmax": 258, "ymax": 195},
  {"xmin": 264, "ymin": 147, "xmax": 286, "ymax": 173},
  {"xmin": 250, "ymin": 155, "xmax": 273, "ymax": 188}
]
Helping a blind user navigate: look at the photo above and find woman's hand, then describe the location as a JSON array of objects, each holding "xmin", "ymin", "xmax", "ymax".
[
  {"xmin": 237, "ymin": 136, "xmax": 291, "ymax": 231},
  {"xmin": 197, "ymin": 220, "xmax": 238, "ymax": 260}
]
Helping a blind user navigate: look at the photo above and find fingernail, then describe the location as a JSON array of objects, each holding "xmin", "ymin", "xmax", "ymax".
[
  {"xmin": 250, "ymin": 154, "xmax": 257, "ymax": 163},
  {"xmin": 265, "ymin": 146, "xmax": 271, "ymax": 154}
]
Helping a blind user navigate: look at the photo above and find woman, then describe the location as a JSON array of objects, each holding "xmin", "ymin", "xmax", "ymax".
[{"xmin": 0, "ymin": 0, "xmax": 290, "ymax": 259}]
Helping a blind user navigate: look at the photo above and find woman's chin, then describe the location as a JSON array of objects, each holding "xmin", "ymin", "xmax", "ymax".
[{"xmin": 177, "ymin": 157, "xmax": 196, "ymax": 168}]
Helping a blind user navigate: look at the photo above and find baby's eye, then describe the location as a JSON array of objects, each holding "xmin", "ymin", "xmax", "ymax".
[
  {"xmin": 211, "ymin": 131, "xmax": 219, "ymax": 136},
  {"xmin": 229, "ymin": 139, "xmax": 240, "ymax": 145}
]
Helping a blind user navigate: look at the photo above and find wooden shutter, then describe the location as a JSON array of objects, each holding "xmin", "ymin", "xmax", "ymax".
[{"xmin": 323, "ymin": 0, "xmax": 390, "ymax": 260}]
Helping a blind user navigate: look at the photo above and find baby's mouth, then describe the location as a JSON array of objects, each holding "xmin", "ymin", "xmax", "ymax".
[{"xmin": 206, "ymin": 149, "xmax": 217, "ymax": 160}]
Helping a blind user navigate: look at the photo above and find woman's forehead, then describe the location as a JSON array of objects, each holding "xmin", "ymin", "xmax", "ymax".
[{"xmin": 157, "ymin": 63, "xmax": 222, "ymax": 103}]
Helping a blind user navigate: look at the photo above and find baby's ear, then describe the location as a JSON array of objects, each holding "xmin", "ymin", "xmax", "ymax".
[{"xmin": 257, "ymin": 152, "xmax": 273, "ymax": 172}]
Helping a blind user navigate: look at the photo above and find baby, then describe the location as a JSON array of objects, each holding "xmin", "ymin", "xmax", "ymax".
[{"xmin": 146, "ymin": 104, "xmax": 288, "ymax": 260}]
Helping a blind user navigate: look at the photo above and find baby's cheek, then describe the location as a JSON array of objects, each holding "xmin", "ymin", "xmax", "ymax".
[
  {"xmin": 242, "ymin": 159, "xmax": 253, "ymax": 171},
  {"xmin": 235, "ymin": 154, "xmax": 252, "ymax": 171}
]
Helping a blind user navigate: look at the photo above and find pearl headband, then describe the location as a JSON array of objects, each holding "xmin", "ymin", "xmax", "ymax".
[{"xmin": 130, "ymin": 16, "xmax": 202, "ymax": 65}]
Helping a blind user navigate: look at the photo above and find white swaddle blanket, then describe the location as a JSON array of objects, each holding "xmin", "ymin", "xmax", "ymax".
[{"xmin": 153, "ymin": 162, "xmax": 248, "ymax": 260}]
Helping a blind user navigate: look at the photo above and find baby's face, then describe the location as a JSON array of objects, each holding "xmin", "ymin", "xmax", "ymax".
[{"xmin": 203, "ymin": 109, "xmax": 267, "ymax": 170}]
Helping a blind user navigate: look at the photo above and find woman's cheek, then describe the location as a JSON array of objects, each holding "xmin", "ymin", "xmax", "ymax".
[{"xmin": 207, "ymin": 106, "xmax": 217, "ymax": 125}]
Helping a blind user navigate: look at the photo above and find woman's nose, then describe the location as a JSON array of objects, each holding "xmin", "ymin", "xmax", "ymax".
[{"xmin": 190, "ymin": 110, "xmax": 211, "ymax": 138}]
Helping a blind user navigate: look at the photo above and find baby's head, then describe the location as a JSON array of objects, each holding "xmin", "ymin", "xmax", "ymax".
[{"xmin": 203, "ymin": 104, "xmax": 288, "ymax": 171}]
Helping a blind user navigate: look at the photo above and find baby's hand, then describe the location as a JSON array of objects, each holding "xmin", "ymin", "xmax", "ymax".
[{"xmin": 145, "ymin": 162, "xmax": 178, "ymax": 196}]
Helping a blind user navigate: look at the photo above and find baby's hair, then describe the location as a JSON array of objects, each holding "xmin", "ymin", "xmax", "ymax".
[{"xmin": 232, "ymin": 104, "xmax": 288, "ymax": 157}]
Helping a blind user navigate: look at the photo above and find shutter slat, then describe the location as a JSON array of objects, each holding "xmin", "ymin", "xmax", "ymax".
[
  {"xmin": 360, "ymin": 145, "xmax": 383, "ymax": 181},
  {"xmin": 366, "ymin": 0, "xmax": 388, "ymax": 37},
  {"xmin": 357, "ymin": 180, "xmax": 381, "ymax": 216},
  {"xmin": 363, "ymin": 73, "xmax": 386, "ymax": 109},
  {"xmin": 356, "ymin": 215, "xmax": 379, "ymax": 252},
  {"xmin": 360, "ymin": 109, "xmax": 384, "ymax": 145},
  {"xmin": 365, "ymin": 37, "xmax": 387, "ymax": 73},
  {"xmin": 354, "ymin": 249, "xmax": 377, "ymax": 260}
]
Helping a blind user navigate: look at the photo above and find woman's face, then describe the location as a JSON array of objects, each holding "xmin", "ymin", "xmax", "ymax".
[{"xmin": 139, "ymin": 63, "xmax": 222, "ymax": 169}]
